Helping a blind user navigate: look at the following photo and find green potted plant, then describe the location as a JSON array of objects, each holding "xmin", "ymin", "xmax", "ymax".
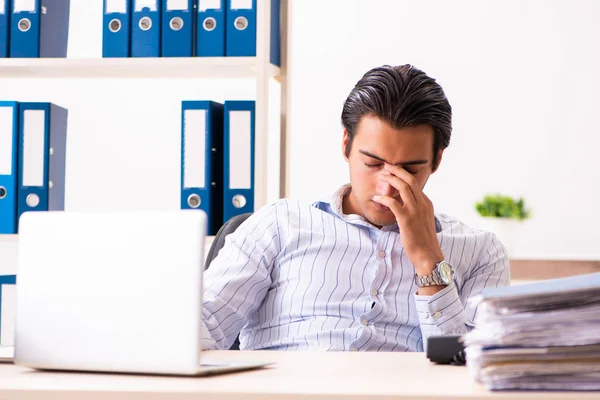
[{"xmin": 475, "ymin": 194, "xmax": 530, "ymax": 257}]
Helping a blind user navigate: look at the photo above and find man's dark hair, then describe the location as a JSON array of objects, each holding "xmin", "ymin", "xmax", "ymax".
[{"xmin": 341, "ymin": 64, "xmax": 452, "ymax": 170}]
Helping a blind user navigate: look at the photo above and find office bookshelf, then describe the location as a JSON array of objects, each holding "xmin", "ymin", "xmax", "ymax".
[
  {"xmin": 0, "ymin": 0, "xmax": 289, "ymax": 238},
  {"xmin": 0, "ymin": 1, "xmax": 290, "ymax": 284}
]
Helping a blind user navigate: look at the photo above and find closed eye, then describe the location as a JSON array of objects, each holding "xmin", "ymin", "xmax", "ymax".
[{"xmin": 366, "ymin": 162, "xmax": 420, "ymax": 175}]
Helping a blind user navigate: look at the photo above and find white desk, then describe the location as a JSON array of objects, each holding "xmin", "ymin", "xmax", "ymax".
[{"xmin": 0, "ymin": 351, "xmax": 597, "ymax": 400}]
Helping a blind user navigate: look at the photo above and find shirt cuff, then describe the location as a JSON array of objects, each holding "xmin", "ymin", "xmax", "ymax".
[{"xmin": 413, "ymin": 282, "xmax": 468, "ymax": 334}]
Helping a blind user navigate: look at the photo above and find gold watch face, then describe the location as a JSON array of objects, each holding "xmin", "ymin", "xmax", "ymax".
[{"xmin": 439, "ymin": 262, "xmax": 454, "ymax": 283}]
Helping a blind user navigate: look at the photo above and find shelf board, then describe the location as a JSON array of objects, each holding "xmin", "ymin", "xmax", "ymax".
[{"xmin": 0, "ymin": 57, "xmax": 280, "ymax": 79}]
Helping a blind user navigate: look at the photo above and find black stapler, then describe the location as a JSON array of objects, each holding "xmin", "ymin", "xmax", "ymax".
[{"xmin": 426, "ymin": 335, "xmax": 466, "ymax": 365}]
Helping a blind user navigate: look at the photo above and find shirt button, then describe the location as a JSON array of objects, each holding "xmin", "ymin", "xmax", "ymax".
[
  {"xmin": 361, "ymin": 319, "xmax": 369, "ymax": 327},
  {"xmin": 350, "ymin": 346, "xmax": 358, "ymax": 352},
  {"xmin": 424, "ymin": 312, "xmax": 430, "ymax": 319},
  {"xmin": 434, "ymin": 311, "xmax": 442, "ymax": 318},
  {"xmin": 371, "ymin": 289, "xmax": 378, "ymax": 296},
  {"xmin": 379, "ymin": 250, "xmax": 386, "ymax": 258}
]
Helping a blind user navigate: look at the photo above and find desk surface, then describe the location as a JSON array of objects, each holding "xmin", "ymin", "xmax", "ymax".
[{"xmin": 0, "ymin": 351, "xmax": 597, "ymax": 400}]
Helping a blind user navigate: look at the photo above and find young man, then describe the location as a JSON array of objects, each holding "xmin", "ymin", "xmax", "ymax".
[{"xmin": 201, "ymin": 64, "xmax": 509, "ymax": 352}]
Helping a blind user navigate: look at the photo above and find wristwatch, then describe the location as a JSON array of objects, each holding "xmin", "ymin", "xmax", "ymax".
[{"xmin": 414, "ymin": 260, "xmax": 454, "ymax": 287}]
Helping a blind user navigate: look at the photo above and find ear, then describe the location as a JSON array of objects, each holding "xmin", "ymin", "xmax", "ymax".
[
  {"xmin": 431, "ymin": 150, "xmax": 444, "ymax": 173},
  {"xmin": 342, "ymin": 129, "xmax": 350, "ymax": 162}
]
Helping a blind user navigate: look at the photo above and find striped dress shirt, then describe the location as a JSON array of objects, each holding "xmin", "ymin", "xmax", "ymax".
[{"xmin": 200, "ymin": 185, "xmax": 510, "ymax": 352}]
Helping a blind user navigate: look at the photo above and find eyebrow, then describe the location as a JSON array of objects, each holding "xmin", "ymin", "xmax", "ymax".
[{"xmin": 359, "ymin": 150, "xmax": 429, "ymax": 166}]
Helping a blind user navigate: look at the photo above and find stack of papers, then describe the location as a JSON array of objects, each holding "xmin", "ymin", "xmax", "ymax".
[{"xmin": 464, "ymin": 272, "xmax": 600, "ymax": 391}]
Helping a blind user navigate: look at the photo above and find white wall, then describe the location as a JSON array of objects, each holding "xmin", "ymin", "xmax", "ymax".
[
  {"xmin": 0, "ymin": 0, "xmax": 281, "ymax": 213},
  {"xmin": 287, "ymin": 0, "xmax": 600, "ymax": 260}
]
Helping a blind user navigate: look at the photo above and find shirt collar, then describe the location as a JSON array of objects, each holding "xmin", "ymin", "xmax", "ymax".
[{"xmin": 313, "ymin": 183, "xmax": 442, "ymax": 233}]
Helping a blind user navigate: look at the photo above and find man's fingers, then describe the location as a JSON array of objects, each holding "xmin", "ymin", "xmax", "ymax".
[
  {"xmin": 373, "ymin": 195, "xmax": 404, "ymax": 219},
  {"xmin": 383, "ymin": 164, "xmax": 423, "ymax": 202},
  {"xmin": 379, "ymin": 173, "xmax": 417, "ymax": 209}
]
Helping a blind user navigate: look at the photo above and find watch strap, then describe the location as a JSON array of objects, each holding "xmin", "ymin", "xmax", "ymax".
[{"xmin": 415, "ymin": 268, "xmax": 446, "ymax": 287}]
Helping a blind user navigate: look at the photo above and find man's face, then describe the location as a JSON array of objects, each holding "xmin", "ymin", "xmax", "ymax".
[{"xmin": 342, "ymin": 115, "xmax": 442, "ymax": 228}]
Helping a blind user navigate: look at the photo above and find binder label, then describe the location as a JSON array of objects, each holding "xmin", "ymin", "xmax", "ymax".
[
  {"xmin": 135, "ymin": 0, "xmax": 158, "ymax": 12},
  {"xmin": 105, "ymin": 0, "xmax": 128, "ymax": 14},
  {"xmin": 229, "ymin": 110, "xmax": 251, "ymax": 189},
  {"xmin": 0, "ymin": 107, "xmax": 14, "ymax": 175},
  {"xmin": 13, "ymin": 0, "xmax": 36, "ymax": 13},
  {"xmin": 230, "ymin": 0, "xmax": 252, "ymax": 10},
  {"xmin": 167, "ymin": 0, "xmax": 188, "ymax": 11},
  {"xmin": 22, "ymin": 110, "xmax": 45, "ymax": 188},
  {"xmin": 183, "ymin": 110, "xmax": 207, "ymax": 189},
  {"xmin": 199, "ymin": 0, "xmax": 221, "ymax": 11}
]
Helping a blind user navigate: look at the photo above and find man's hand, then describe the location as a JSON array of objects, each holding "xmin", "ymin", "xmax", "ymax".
[{"xmin": 373, "ymin": 164, "xmax": 445, "ymax": 282}]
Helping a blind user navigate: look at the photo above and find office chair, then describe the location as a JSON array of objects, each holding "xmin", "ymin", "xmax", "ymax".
[{"xmin": 204, "ymin": 213, "xmax": 253, "ymax": 350}]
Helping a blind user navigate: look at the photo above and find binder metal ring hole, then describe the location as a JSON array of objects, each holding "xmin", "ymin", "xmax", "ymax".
[
  {"xmin": 187, "ymin": 194, "xmax": 201, "ymax": 208},
  {"xmin": 139, "ymin": 17, "xmax": 152, "ymax": 31},
  {"xmin": 170, "ymin": 17, "xmax": 184, "ymax": 31},
  {"xmin": 18, "ymin": 18, "xmax": 31, "ymax": 32},
  {"xmin": 0, "ymin": 186, "xmax": 6, "ymax": 200},
  {"xmin": 26, "ymin": 194, "xmax": 40, "ymax": 208},
  {"xmin": 232, "ymin": 194, "xmax": 246, "ymax": 209},
  {"xmin": 203, "ymin": 17, "xmax": 216, "ymax": 32},
  {"xmin": 109, "ymin": 18, "xmax": 122, "ymax": 33},
  {"xmin": 234, "ymin": 16, "xmax": 248, "ymax": 31}
]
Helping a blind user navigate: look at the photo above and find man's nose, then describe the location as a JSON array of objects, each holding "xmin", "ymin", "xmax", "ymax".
[{"xmin": 375, "ymin": 178, "xmax": 398, "ymax": 198}]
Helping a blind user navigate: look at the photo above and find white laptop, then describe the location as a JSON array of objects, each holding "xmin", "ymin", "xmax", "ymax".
[{"xmin": 13, "ymin": 210, "xmax": 272, "ymax": 376}]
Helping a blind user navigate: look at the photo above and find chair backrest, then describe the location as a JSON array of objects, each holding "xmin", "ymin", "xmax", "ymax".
[
  {"xmin": 204, "ymin": 213, "xmax": 253, "ymax": 350},
  {"xmin": 205, "ymin": 213, "xmax": 253, "ymax": 270}
]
